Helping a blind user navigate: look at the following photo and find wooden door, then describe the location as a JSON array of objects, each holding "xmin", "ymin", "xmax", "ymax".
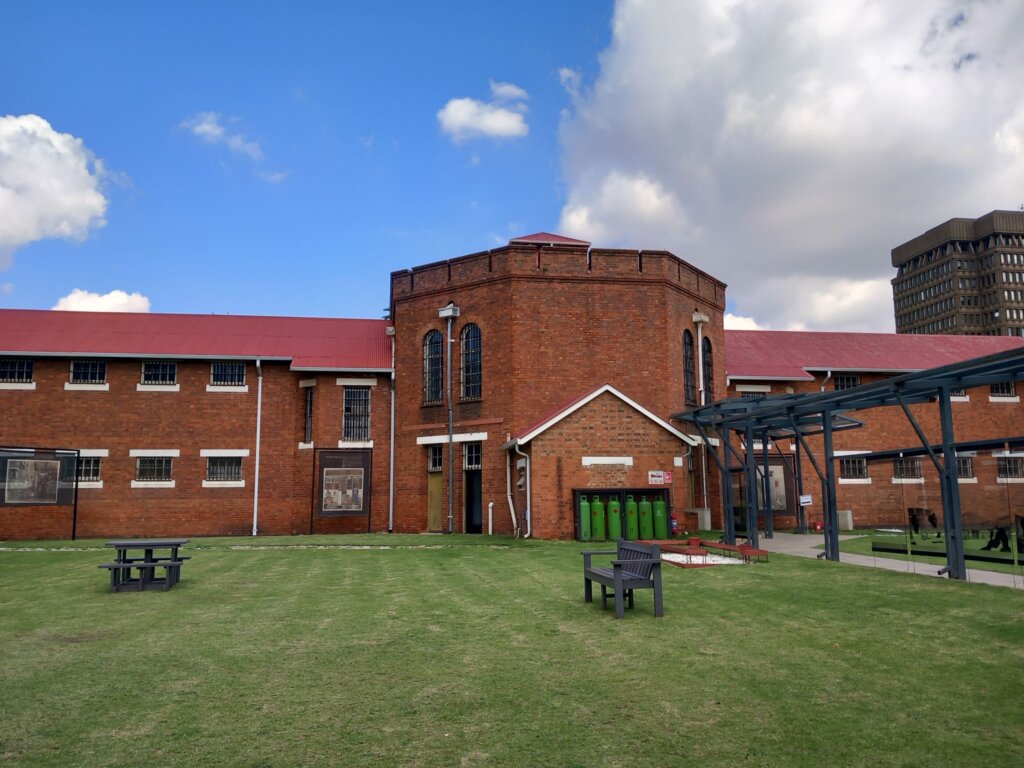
[{"xmin": 427, "ymin": 470, "xmax": 444, "ymax": 532}]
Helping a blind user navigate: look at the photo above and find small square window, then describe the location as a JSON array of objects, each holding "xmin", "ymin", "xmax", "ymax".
[
  {"xmin": 893, "ymin": 458, "xmax": 922, "ymax": 479},
  {"xmin": 207, "ymin": 457, "xmax": 242, "ymax": 481},
  {"xmin": 834, "ymin": 374, "xmax": 860, "ymax": 391},
  {"xmin": 71, "ymin": 360, "xmax": 106, "ymax": 384},
  {"xmin": 211, "ymin": 362, "xmax": 245, "ymax": 386},
  {"xmin": 136, "ymin": 456, "xmax": 173, "ymax": 481},
  {"xmin": 76, "ymin": 457, "xmax": 101, "ymax": 482},
  {"xmin": 427, "ymin": 445, "xmax": 442, "ymax": 472},
  {"xmin": 990, "ymin": 381, "xmax": 1016, "ymax": 397},
  {"xmin": 839, "ymin": 458, "xmax": 868, "ymax": 479},
  {"xmin": 949, "ymin": 388, "xmax": 966, "ymax": 397},
  {"xmin": 740, "ymin": 392, "xmax": 766, "ymax": 399},
  {"xmin": 142, "ymin": 361, "xmax": 177, "ymax": 385},
  {"xmin": 997, "ymin": 456, "xmax": 1024, "ymax": 479},
  {"xmin": 0, "ymin": 358, "xmax": 33, "ymax": 383},
  {"xmin": 955, "ymin": 457, "xmax": 974, "ymax": 478}
]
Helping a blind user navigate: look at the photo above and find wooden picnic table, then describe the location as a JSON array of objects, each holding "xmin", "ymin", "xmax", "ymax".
[{"xmin": 100, "ymin": 538, "xmax": 190, "ymax": 592}]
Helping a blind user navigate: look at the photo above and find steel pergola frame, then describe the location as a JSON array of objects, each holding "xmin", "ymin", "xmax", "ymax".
[{"xmin": 673, "ymin": 346, "xmax": 1024, "ymax": 580}]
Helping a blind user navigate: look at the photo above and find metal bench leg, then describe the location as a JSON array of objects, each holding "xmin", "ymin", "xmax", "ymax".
[
  {"xmin": 584, "ymin": 577, "xmax": 593, "ymax": 603},
  {"xmin": 613, "ymin": 573, "xmax": 625, "ymax": 619}
]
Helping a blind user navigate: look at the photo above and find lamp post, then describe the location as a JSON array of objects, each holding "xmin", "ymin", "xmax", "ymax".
[{"xmin": 438, "ymin": 301, "xmax": 460, "ymax": 533}]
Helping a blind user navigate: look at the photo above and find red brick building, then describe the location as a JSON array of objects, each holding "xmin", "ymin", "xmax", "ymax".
[
  {"xmin": 724, "ymin": 330, "xmax": 1024, "ymax": 531},
  {"xmin": 0, "ymin": 233, "xmax": 726, "ymax": 539}
]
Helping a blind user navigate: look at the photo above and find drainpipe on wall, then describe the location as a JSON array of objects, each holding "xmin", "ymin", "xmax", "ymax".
[
  {"xmin": 820, "ymin": 370, "xmax": 832, "ymax": 392},
  {"xmin": 692, "ymin": 311, "xmax": 709, "ymax": 405},
  {"xmin": 251, "ymin": 358, "xmax": 263, "ymax": 536},
  {"xmin": 387, "ymin": 326, "xmax": 396, "ymax": 532},
  {"xmin": 513, "ymin": 442, "xmax": 532, "ymax": 538}
]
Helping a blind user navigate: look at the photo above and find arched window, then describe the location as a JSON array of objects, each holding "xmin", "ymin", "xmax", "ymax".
[
  {"xmin": 423, "ymin": 330, "xmax": 443, "ymax": 404},
  {"xmin": 461, "ymin": 323, "xmax": 482, "ymax": 400},
  {"xmin": 683, "ymin": 330, "xmax": 696, "ymax": 405},
  {"xmin": 701, "ymin": 336, "xmax": 714, "ymax": 403}
]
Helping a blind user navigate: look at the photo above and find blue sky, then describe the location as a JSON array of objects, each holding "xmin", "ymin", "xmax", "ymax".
[
  {"xmin": 1, "ymin": 1, "xmax": 612, "ymax": 318},
  {"xmin": 3, "ymin": 1, "xmax": 1023, "ymax": 330}
]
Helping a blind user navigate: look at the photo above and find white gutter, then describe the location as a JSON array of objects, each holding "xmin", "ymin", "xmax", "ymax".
[
  {"xmin": 387, "ymin": 328, "xmax": 396, "ymax": 532},
  {"xmin": 512, "ymin": 441, "xmax": 532, "ymax": 538},
  {"xmin": 251, "ymin": 358, "xmax": 263, "ymax": 536},
  {"xmin": 505, "ymin": 449, "xmax": 520, "ymax": 537}
]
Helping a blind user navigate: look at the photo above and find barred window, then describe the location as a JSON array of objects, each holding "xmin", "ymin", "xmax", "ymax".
[
  {"xmin": 834, "ymin": 374, "xmax": 860, "ymax": 391},
  {"xmin": 701, "ymin": 337, "xmax": 714, "ymax": 402},
  {"xmin": 142, "ymin": 361, "xmax": 177, "ymax": 385},
  {"xmin": 428, "ymin": 445, "xmax": 442, "ymax": 472},
  {"xmin": 893, "ymin": 458, "xmax": 922, "ymax": 479},
  {"xmin": 303, "ymin": 387, "xmax": 314, "ymax": 444},
  {"xmin": 460, "ymin": 323, "xmax": 482, "ymax": 400},
  {"xmin": 0, "ymin": 358, "xmax": 33, "ymax": 383},
  {"xmin": 343, "ymin": 387, "xmax": 371, "ymax": 441},
  {"xmin": 741, "ymin": 392, "xmax": 766, "ymax": 400},
  {"xmin": 955, "ymin": 457, "xmax": 974, "ymax": 478},
  {"xmin": 949, "ymin": 388, "xmax": 966, "ymax": 397},
  {"xmin": 839, "ymin": 458, "xmax": 868, "ymax": 479},
  {"xmin": 76, "ymin": 457, "xmax": 101, "ymax": 482},
  {"xmin": 207, "ymin": 457, "xmax": 242, "ymax": 482},
  {"xmin": 423, "ymin": 330, "xmax": 443, "ymax": 404},
  {"xmin": 71, "ymin": 359, "xmax": 106, "ymax": 384},
  {"xmin": 990, "ymin": 381, "xmax": 1016, "ymax": 397},
  {"xmin": 211, "ymin": 362, "xmax": 245, "ymax": 386},
  {"xmin": 997, "ymin": 456, "xmax": 1024, "ymax": 479},
  {"xmin": 464, "ymin": 442, "xmax": 481, "ymax": 470},
  {"xmin": 136, "ymin": 457, "xmax": 173, "ymax": 482},
  {"xmin": 683, "ymin": 331, "xmax": 696, "ymax": 406}
]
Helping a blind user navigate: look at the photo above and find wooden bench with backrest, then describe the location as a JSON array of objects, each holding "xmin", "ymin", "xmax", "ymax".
[{"xmin": 581, "ymin": 539, "xmax": 663, "ymax": 619}]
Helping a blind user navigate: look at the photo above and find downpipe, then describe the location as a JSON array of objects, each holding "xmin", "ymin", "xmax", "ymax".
[
  {"xmin": 513, "ymin": 442, "xmax": 532, "ymax": 538},
  {"xmin": 251, "ymin": 358, "xmax": 263, "ymax": 536},
  {"xmin": 506, "ymin": 449, "xmax": 520, "ymax": 538}
]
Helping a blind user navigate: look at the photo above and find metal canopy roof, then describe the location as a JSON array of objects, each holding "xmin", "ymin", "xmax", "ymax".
[{"xmin": 674, "ymin": 346, "xmax": 1024, "ymax": 434}]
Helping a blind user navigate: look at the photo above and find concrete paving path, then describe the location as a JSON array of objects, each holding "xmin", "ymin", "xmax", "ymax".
[{"xmin": 753, "ymin": 532, "xmax": 1024, "ymax": 590}]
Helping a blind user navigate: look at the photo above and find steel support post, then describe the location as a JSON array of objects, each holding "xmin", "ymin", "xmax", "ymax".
[
  {"xmin": 761, "ymin": 429, "xmax": 774, "ymax": 538},
  {"xmin": 821, "ymin": 408, "xmax": 840, "ymax": 561},
  {"xmin": 937, "ymin": 389, "xmax": 967, "ymax": 579},
  {"xmin": 743, "ymin": 424, "xmax": 760, "ymax": 547},
  {"xmin": 794, "ymin": 437, "xmax": 806, "ymax": 533},
  {"xmin": 718, "ymin": 426, "xmax": 736, "ymax": 544}
]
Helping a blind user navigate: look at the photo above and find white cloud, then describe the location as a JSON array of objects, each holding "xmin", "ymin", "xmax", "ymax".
[
  {"xmin": 437, "ymin": 81, "xmax": 530, "ymax": 142},
  {"xmin": 559, "ymin": 0, "xmax": 1024, "ymax": 331},
  {"xmin": 724, "ymin": 313, "xmax": 765, "ymax": 330},
  {"xmin": 1, "ymin": 282, "xmax": 12, "ymax": 295},
  {"xmin": 180, "ymin": 111, "xmax": 269, "ymax": 165},
  {"xmin": 257, "ymin": 170, "xmax": 289, "ymax": 184},
  {"xmin": 0, "ymin": 114, "xmax": 108, "ymax": 268},
  {"xmin": 52, "ymin": 288, "xmax": 151, "ymax": 313}
]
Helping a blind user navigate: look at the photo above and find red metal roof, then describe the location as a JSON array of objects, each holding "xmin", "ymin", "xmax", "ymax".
[
  {"xmin": 0, "ymin": 309, "xmax": 392, "ymax": 371},
  {"xmin": 509, "ymin": 232, "xmax": 591, "ymax": 247},
  {"xmin": 726, "ymin": 330, "xmax": 1024, "ymax": 381}
]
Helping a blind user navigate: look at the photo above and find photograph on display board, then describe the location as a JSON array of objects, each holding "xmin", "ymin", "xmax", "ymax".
[
  {"xmin": 322, "ymin": 467, "xmax": 364, "ymax": 512},
  {"xmin": 4, "ymin": 459, "xmax": 60, "ymax": 504}
]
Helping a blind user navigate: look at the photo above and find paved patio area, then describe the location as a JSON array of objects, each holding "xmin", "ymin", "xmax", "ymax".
[{"xmin": 754, "ymin": 532, "xmax": 1024, "ymax": 590}]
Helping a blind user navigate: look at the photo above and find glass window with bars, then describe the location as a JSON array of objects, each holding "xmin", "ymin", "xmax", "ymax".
[
  {"xmin": 211, "ymin": 362, "xmax": 245, "ymax": 386},
  {"xmin": 303, "ymin": 387, "xmax": 314, "ymax": 444},
  {"xmin": 464, "ymin": 442, "xmax": 482, "ymax": 470},
  {"xmin": 460, "ymin": 324, "xmax": 482, "ymax": 400},
  {"xmin": 343, "ymin": 387, "xmax": 371, "ymax": 440},
  {"xmin": 701, "ymin": 337, "xmax": 714, "ymax": 401},
  {"xmin": 893, "ymin": 457, "xmax": 922, "ymax": 479},
  {"xmin": 427, "ymin": 445, "xmax": 442, "ymax": 472},
  {"xmin": 839, "ymin": 458, "xmax": 868, "ymax": 479},
  {"xmin": 949, "ymin": 387, "xmax": 966, "ymax": 397},
  {"xmin": 834, "ymin": 374, "xmax": 860, "ymax": 390},
  {"xmin": 683, "ymin": 331, "xmax": 696, "ymax": 405},
  {"xmin": 423, "ymin": 331, "xmax": 443, "ymax": 403},
  {"xmin": 997, "ymin": 456, "xmax": 1024, "ymax": 478},
  {"xmin": 76, "ymin": 457, "xmax": 101, "ymax": 482},
  {"xmin": 71, "ymin": 359, "xmax": 106, "ymax": 384},
  {"xmin": 142, "ymin": 361, "xmax": 177, "ymax": 385},
  {"xmin": 136, "ymin": 456, "xmax": 173, "ymax": 481},
  {"xmin": 955, "ymin": 456, "xmax": 974, "ymax": 478},
  {"xmin": 207, "ymin": 457, "xmax": 242, "ymax": 481},
  {"xmin": 990, "ymin": 381, "xmax": 1016, "ymax": 397},
  {"xmin": 0, "ymin": 358, "xmax": 33, "ymax": 383},
  {"xmin": 740, "ymin": 392, "xmax": 766, "ymax": 399}
]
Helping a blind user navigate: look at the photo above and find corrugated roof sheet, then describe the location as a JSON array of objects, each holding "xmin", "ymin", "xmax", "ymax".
[
  {"xmin": 0, "ymin": 309, "xmax": 392, "ymax": 371},
  {"xmin": 726, "ymin": 330, "xmax": 1024, "ymax": 380},
  {"xmin": 509, "ymin": 232, "xmax": 591, "ymax": 246}
]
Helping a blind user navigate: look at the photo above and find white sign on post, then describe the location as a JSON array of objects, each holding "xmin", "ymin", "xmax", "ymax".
[{"xmin": 799, "ymin": 494, "xmax": 813, "ymax": 507}]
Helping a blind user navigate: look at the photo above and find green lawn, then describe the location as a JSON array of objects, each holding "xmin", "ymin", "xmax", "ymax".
[{"xmin": 2, "ymin": 535, "xmax": 1023, "ymax": 767}]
